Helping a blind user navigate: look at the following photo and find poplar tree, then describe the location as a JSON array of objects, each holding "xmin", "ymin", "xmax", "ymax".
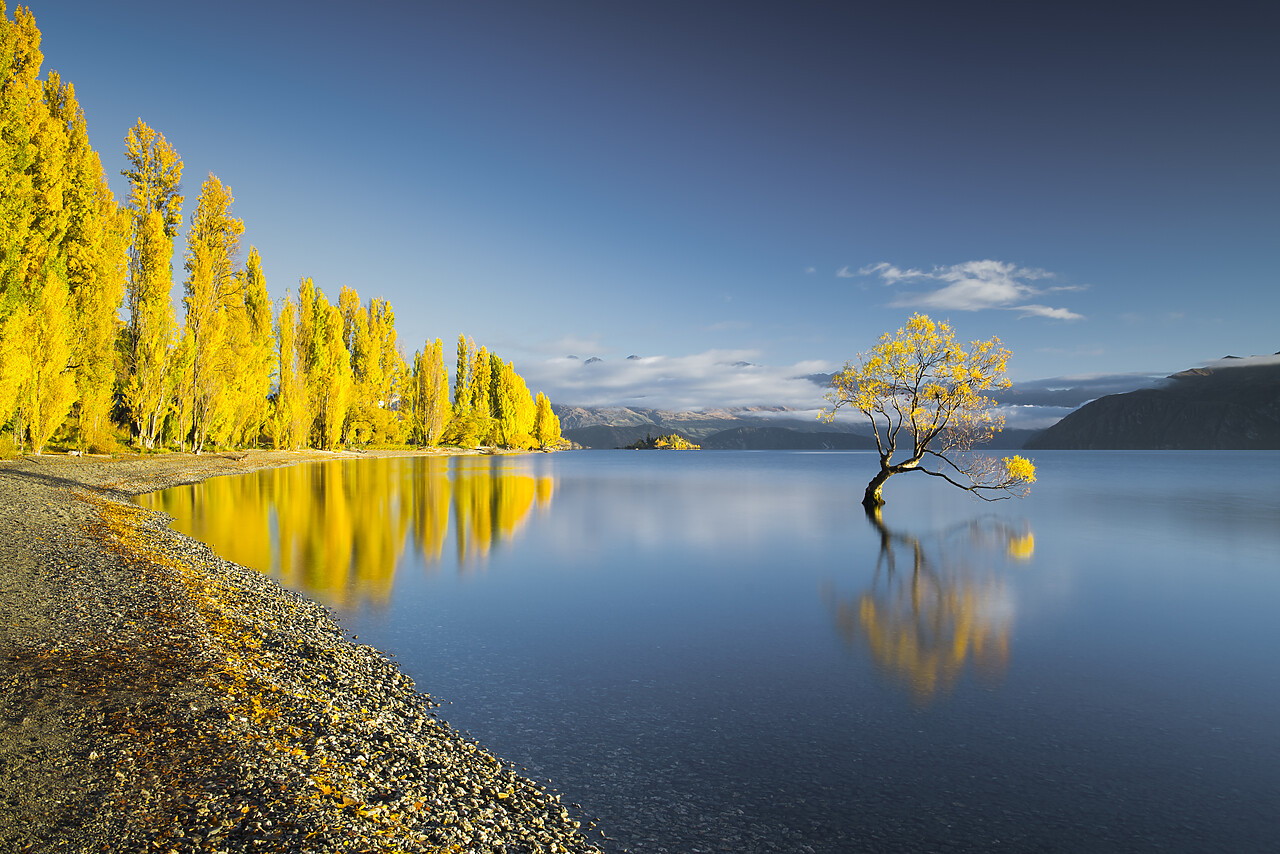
[
  {"xmin": 294, "ymin": 276, "xmax": 319, "ymax": 443},
  {"xmin": 273, "ymin": 295, "xmax": 304, "ymax": 449},
  {"xmin": 508, "ymin": 363, "xmax": 536, "ymax": 445},
  {"xmin": 423, "ymin": 337, "xmax": 449, "ymax": 444},
  {"xmin": 2, "ymin": 14, "xmax": 126, "ymax": 452},
  {"xmin": 16, "ymin": 76, "xmax": 73, "ymax": 453},
  {"xmin": 0, "ymin": 5, "xmax": 44, "ymax": 306},
  {"xmin": 121, "ymin": 119, "xmax": 182, "ymax": 449},
  {"xmin": 36, "ymin": 74, "xmax": 124, "ymax": 450},
  {"xmin": 341, "ymin": 285, "xmax": 376, "ymax": 443},
  {"xmin": 166, "ymin": 324, "xmax": 194, "ymax": 450},
  {"xmin": 409, "ymin": 338, "xmax": 449, "ymax": 445},
  {"xmin": 487, "ymin": 357, "xmax": 515, "ymax": 447},
  {"xmin": 0, "ymin": 309, "xmax": 29, "ymax": 447},
  {"xmin": 338, "ymin": 284, "xmax": 361, "ymax": 353},
  {"xmin": 487, "ymin": 357, "xmax": 536, "ymax": 449},
  {"xmin": 533, "ymin": 391, "xmax": 562, "ymax": 449},
  {"xmin": 0, "ymin": 4, "xmax": 37, "ymax": 439},
  {"xmin": 181, "ymin": 174, "xmax": 243, "ymax": 453},
  {"xmin": 370, "ymin": 298, "xmax": 405, "ymax": 442},
  {"xmin": 453, "ymin": 333, "xmax": 472, "ymax": 415},
  {"xmin": 352, "ymin": 308, "xmax": 377, "ymax": 443},
  {"xmin": 405, "ymin": 347, "xmax": 423, "ymax": 444},
  {"xmin": 0, "ymin": 8, "xmax": 72, "ymax": 449},
  {"xmin": 2, "ymin": 7, "xmax": 569, "ymax": 454},
  {"xmin": 0, "ymin": 4, "xmax": 47, "ymax": 305},
  {"xmin": 231, "ymin": 247, "xmax": 274, "ymax": 446},
  {"xmin": 24, "ymin": 271, "xmax": 76, "ymax": 452},
  {"xmin": 336, "ymin": 287, "xmax": 405, "ymax": 445},
  {"xmin": 440, "ymin": 344, "xmax": 545, "ymax": 449},
  {"xmin": 122, "ymin": 207, "xmax": 175, "ymax": 448},
  {"xmin": 470, "ymin": 346, "xmax": 491, "ymax": 417},
  {"xmin": 312, "ymin": 291, "xmax": 352, "ymax": 450}
]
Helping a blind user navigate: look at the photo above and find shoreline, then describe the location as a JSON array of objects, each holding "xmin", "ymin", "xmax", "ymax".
[{"xmin": 0, "ymin": 449, "xmax": 603, "ymax": 853}]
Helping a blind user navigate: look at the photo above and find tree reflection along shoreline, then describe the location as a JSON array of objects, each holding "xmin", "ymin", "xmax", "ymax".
[
  {"xmin": 823, "ymin": 508, "xmax": 1034, "ymax": 705},
  {"xmin": 136, "ymin": 456, "xmax": 556, "ymax": 610}
]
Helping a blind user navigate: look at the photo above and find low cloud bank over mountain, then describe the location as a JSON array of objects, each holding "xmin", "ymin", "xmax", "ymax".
[
  {"xmin": 525, "ymin": 349, "xmax": 1167, "ymax": 435},
  {"xmin": 522, "ymin": 351, "xmax": 831, "ymax": 411},
  {"xmin": 1027, "ymin": 354, "xmax": 1280, "ymax": 450},
  {"xmin": 531, "ymin": 348, "xmax": 1280, "ymax": 449}
]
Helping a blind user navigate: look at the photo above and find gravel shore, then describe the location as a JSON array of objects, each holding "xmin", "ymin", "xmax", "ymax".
[{"xmin": 0, "ymin": 449, "xmax": 605, "ymax": 853}]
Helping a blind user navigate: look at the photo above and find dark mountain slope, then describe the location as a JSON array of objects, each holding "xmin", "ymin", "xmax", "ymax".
[{"xmin": 1025, "ymin": 362, "xmax": 1280, "ymax": 450}]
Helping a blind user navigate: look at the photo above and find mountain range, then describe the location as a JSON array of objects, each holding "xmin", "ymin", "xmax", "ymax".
[
  {"xmin": 553, "ymin": 405, "xmax": 862, "ymax": 450},
  {"xmin": 555, "ymin": 355, "xmax": 1280, "ymax": 451},
  {"xmin": 1025, "ymin": 358, "xmax": 1280, "ymax": 450},
  {"xmin": 553, "ymin": 405, "xmax": 1038, "ymax": 450}
]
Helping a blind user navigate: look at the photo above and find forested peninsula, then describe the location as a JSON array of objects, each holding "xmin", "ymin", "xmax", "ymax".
[{"xmin": 0, "ymin": 7, "xmax": 562, "ymax": 459}]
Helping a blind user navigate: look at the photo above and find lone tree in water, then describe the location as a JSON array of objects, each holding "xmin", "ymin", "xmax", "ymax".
[{"xmin": 821, "ymin": 313, "xmax": 1036, "ymax": 510}]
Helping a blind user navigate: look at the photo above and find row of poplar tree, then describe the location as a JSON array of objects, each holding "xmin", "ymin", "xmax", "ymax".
[{"xmin": 0, "ymin": 7, "xmax": 561, "ymax": 455}]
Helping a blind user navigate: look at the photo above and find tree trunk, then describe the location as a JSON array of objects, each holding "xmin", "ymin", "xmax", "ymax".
[{"xmin": 863, "ymin": 466, "xmax": 892, "ymax": 509}]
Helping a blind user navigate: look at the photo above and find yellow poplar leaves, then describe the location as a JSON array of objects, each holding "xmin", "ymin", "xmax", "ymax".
[{"xmin": 2, "ymin": 8, "xmax": 564, "ymax": 453}]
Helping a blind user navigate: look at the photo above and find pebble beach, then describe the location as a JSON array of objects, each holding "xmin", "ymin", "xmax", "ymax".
[{"xmin": 0, "ymin": 449, "xmax": 604, "ymax": 853}]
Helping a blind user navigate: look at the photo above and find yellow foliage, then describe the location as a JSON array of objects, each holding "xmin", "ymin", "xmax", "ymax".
[
  {"xmin": 825, "ymin": 313, "xmax": 1010, "ymax": 443},
  {"xmin": 408, "ymin": 338, "xmax": 450, "ymax": 445},
  {"xmin": 826, "ymin": 514, "xmax": 1029, "ymax": 704},
  {"xmin": 181, "ymin": 174, "xmax": 244, "ymax": 452},
  {"xmin": 1006, "ymin": 533, "xmax": 1035, "ymax": 561},
  {"xmin": 821, "ymin": 313, "xmax": 1031, "ymax": 505},
  {"xmin": 533, "ymin": 391, "xmax": 561, "ymax": 449},
  {"xmin": 1003, "ymin": 455, "xmax": 1037, "ymax": 483},
  {"xmin": 0, "ymin": 8, "xmax": 562, "ymax": 453},
  {"xmin": 628, "ymin": 433, "xmax": 700, "ymax": 450},
  {"xmin": 25, "ymin": 272, "xmax": 78, "ymax": 453},
  {"xmin": 136, "ymin": 456, "xmax": 558, "ymax": 608}
]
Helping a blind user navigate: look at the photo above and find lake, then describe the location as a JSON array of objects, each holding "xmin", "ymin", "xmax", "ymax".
[{"xmin": 138, "ymin": 450, "xmax": 1280, "ymax": 852}]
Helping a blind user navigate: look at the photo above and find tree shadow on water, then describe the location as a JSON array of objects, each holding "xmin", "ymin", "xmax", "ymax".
[{"xmin": 822, "ymin": 508, "xmax": 1035, "ymax": 706}]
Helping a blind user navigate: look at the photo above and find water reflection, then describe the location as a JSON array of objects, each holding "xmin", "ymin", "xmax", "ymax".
[
  {"xmin": 136, "ymin": 456, "xmax": 555, "ymax": 609},
  {"xmin": 824, "ymin": 510, "xmax": 1033, "ymax": 705}
]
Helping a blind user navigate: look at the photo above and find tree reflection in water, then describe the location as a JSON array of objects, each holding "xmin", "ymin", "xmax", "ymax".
[
  {"xmin": 824, "ymin": 509, "xmax": 1034, "ymax": 705},
  {"xmin": 137, "ymin": 456, "xmax": 555, "ymax": 609}
]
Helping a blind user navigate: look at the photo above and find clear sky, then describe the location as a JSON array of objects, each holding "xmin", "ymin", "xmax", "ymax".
[{"xmin": 25, "ymin": 1, "xmax": 1280, "ymax": 417}]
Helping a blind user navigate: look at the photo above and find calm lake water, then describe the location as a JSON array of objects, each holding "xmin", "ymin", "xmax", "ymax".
[{"xmin": 139, "ymin": 450, "xmax": 1280, "ymax": 852}]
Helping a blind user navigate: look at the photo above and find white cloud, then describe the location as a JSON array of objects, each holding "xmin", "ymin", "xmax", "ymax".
[
  {"xmin": 1203, "ymin": 353, "xmax": 1280, "ymax": 369},
  {"xmin": 995, "ymin": 405, "xmax": 1079, "ymax": 431},
  {"xmin": 1015, "ymin": 304, "xmax": 1085, "ymax": 320},
  {"xmin": 519, "ymin": 347, "xmax": 1151, "ymax": 431},
  {"xmin": 835, "ymin": 265, "xmax": 856, "ymax": 278},
  {"xmin": 856, "ymin": 261, "xmax": 926, "ymax": 284},
  {"xmin": 852, "ymin": 259, "xmax": 1085, "ymax": 320},
  {"xmin": 520, "ymin": 350, "xmax": 836, "ymax": 410}
]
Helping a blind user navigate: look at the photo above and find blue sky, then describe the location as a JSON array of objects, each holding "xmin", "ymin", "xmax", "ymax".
[{"xmin": 26, "ymin": 1, "xmax": 1280, "ymax": 418}]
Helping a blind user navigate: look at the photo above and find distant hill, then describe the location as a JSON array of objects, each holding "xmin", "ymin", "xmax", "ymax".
[
  {"xmin": 1025, "ymin": 360, "xmax": 1280, "ymax": 450},
  {"xmin": 555, "ymin": 405, "xmax": 864, "ymax": 448},
  {"xmin": 561, "ymin": 425, "xmax": 667, "ymax": 449},
  {"xmin": 700, "ymin": 426, "xmax": 877, "ymax": 450},
  {"xmin": 556, "ymin": 404, "xmax": 1038, "ymax": 450}
]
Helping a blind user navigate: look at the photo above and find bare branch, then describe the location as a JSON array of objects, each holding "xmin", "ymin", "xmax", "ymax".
[{"xmin": 912, "ymin": 466, "xmax": 1015, "ymax": 500}]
